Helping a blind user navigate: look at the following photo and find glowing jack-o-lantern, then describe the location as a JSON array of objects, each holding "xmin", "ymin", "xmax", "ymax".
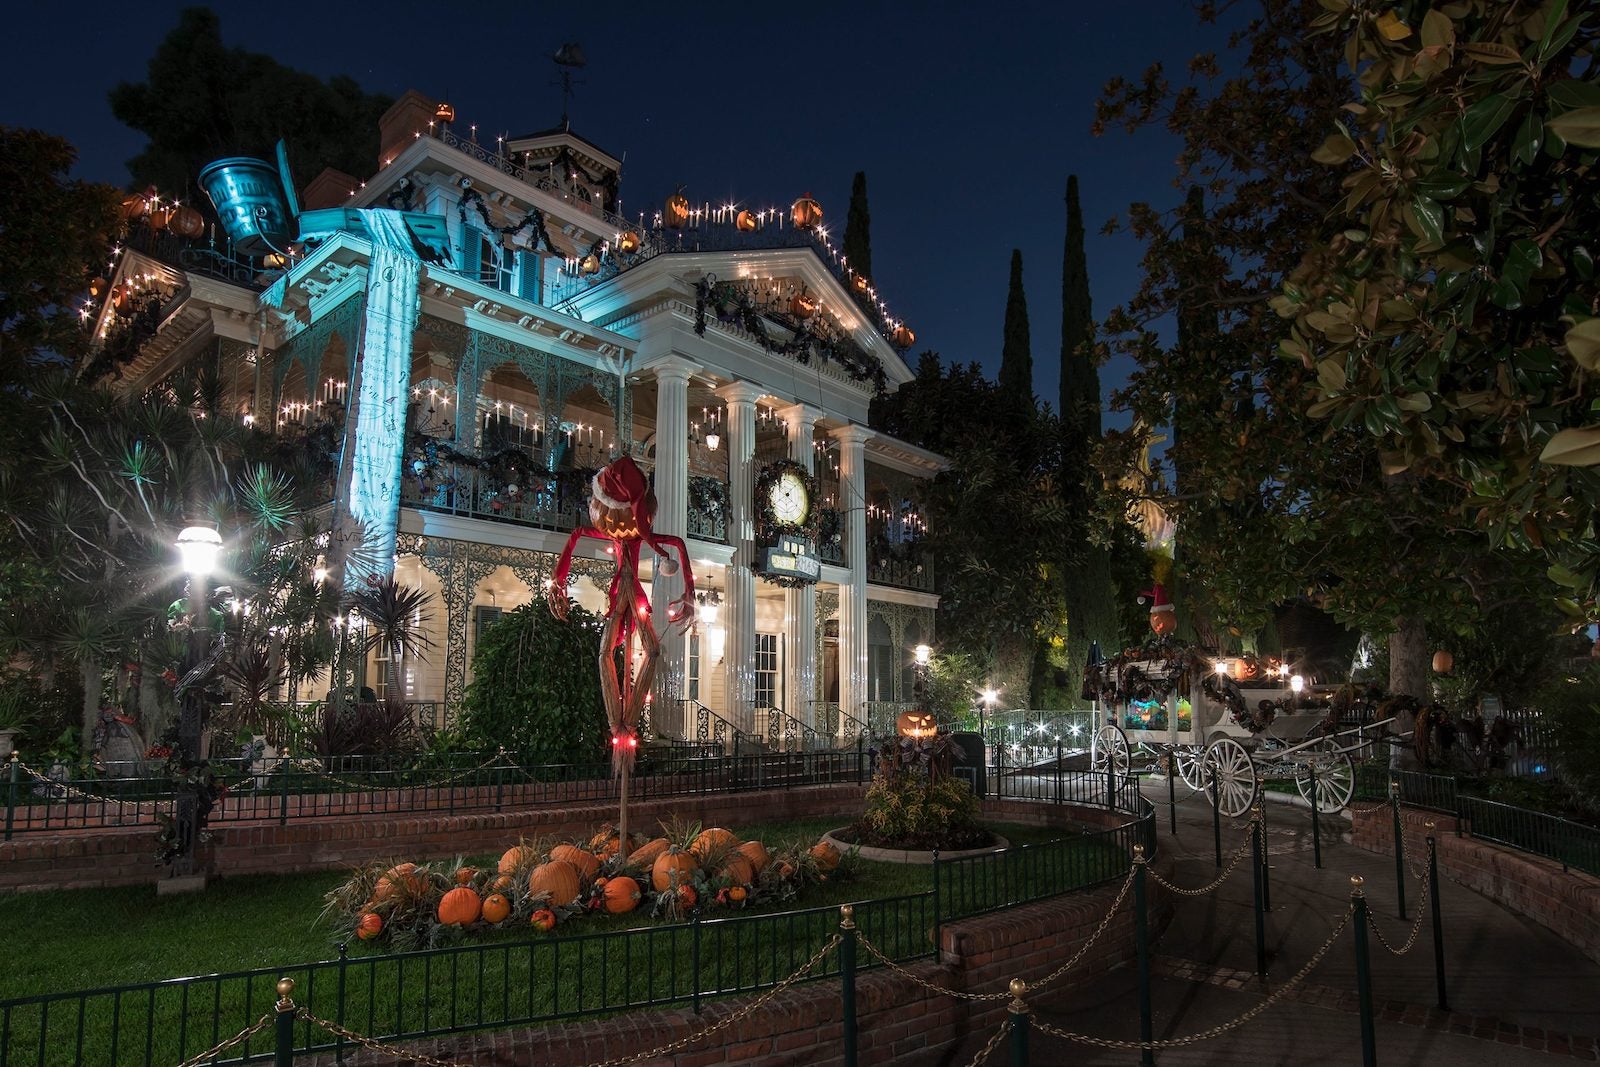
[
  {"xmin": 891, "ymin": 325, "xmax": 916, "ymax": 348},
  {"xmin": 791, "ymin": 292, "xmax": 819, "ymax": 319},
  {"xmin": 580, "ymin": 253, "xmax": 601, "ymax": 275},
  {"xmin": 790, "ymin": 194, "xmax": 823, "ymax": 230},
  {"xmin": 1431, "ymin": 649, "xmax": 1453, "ymax": 674},
  {"xmin": 897, "ymin": 709, "xmax": 938, "ymax": 739},
  {"xmin": 435, "ymin": 102, "xmax": 456, "ymax": 123},
  {"xmin": 664, "ymin": 190, "xmax": 691, "ymax": 228},
  {"xmin": 617, "ymin": 231, "xmax": 641, "ymax": 255},
  {"xmin": 736, "ymin": 209, "xmax": 757, "ymax": 231},
  {"xmin": 851, "ymin": 274, "xmax": 870, "ymax": 296}
]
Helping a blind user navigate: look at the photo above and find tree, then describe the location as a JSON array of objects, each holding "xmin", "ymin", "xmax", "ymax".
[
  {"xmin": 1093, "ymin": 0, "xmax": 1543, "ymax": 698},
  {"xmin": 1279, "ymin": 0, "xmax": 1600, "ymax": 626},
  {"xmin": 460, "ymin": 602, "xmax": 607, "ymax": 762},
  {"xmin": 109, "ymin": 8, "xmax": 392, "ymax": 197},
  {"xmin": 0, "ymin": 129, "xmax": 119, "ymax": 375},
  {"xmin": 998, "ymin": 250, "xmax": 1034, "ymax": 412},
  {"xmin": 842, "ymin": 171, "xmax": 873, "ymax": 282},
  {"xmin": 1059, "ymin": 176, "xmax": 1099, "ymax": 435}
]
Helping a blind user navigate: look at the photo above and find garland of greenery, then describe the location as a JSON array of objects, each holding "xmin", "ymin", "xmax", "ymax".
[
  {"xmin": 692, "ymin": 277, "xmax": 889, "ymax": 394},
  {"xmin": 752, "ymin": 459, "xmax": 823, "ymax": 588},
  {"xmin": 405, "ymin": 429, "xmax": 594, "ymax": 510},
  {"xmin": 687, "ymin": 474, "xmax": 729, "ymax": 528},
  {"xmin": 457, "ymin": 180, "xmax": 558, "ymax": 254},
  {"xmin": 386, "ymin": 178, "xmax": 416, "ymax": 212}
]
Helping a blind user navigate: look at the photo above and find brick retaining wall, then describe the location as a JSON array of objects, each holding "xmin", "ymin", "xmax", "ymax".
[{"xmin": 1351, "ymin": 804, "xmax": 1600, "ymax": 965}]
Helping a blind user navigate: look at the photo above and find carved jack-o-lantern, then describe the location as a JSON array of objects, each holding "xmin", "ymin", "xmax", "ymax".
[
  {"xmin": 790, "ymin": 194, "xmax": 823, "ymax": 230},
  {"xmin": 791, "ymin": 292, "xmax": 819, "ymax": 319},
  {"xmin": 591, "ymin": 494, "xmax": 651, "ymax": 541},
  {"xmin": 851, "ymin": 274, "xmax": 870, "ymax": 296},
  {"xmin": 1150, "ymin": 611, "xmax": 1177, "ymax": 637},
  {"xmin": 435, "ymin": 102, "xmax": 456, "ymax": 123},
  {"xmin": 897, "ymin": 709, "xmax": 938, "ymax": 739},
  {"xmin": 617, "ymin": 231, "xmax": 641, "ymax": 255},
  {"xmin": 891, "ymin": 325, "xmax": 916, "ymax": 348},
  {"xmin": 664, "ymin": 191, "xmax": 691, "ymax": 228},
  {"xmin": 735, "ymin": 210, "xmax": 757, "ymax": 232},
  {"xmin": 167, "ymin": 206, "xmax": 204, "ymax": 239},
  {"xmin": 580, "ymin": 253, "xmax": 601, "ymax": 275}
]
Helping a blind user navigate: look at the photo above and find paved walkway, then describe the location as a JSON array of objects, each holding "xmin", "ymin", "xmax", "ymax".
[{"xmin": 946, "ymin": 781, "xmax": 1600, "ymax": 1065}]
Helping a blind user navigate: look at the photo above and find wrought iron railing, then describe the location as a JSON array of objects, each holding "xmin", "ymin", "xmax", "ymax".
[
  {"xmin": 430, "ymin": 127, "xmax": 641, "ymax": 236},
  {"xmin": 866, "ymin": 550, "xmax": 935, "ymax": 593},
  {"xmin": 811, "ymin": 701, "xmax": 869, "ymax": 746},
  {"xmin": 756, "ymin": 703, "xmax": 822, "ymax": 752},
  {"xmin": 860, "ymin": 701, "xmax": 916, "ymax": 738},
  {"xmin": 685, "ymin": 475, "xmax": 728, "ymax": 543},
  {"xmin": 683, "ymin": 699, "xmax": 751, "ymax": 756},
  {"xmin": 122, "ymin": 223, "xmax": 265, "ymax": 289},
  {"xmin": 400, "ymin": 462, "xmax": 590, "ymax": 533}
]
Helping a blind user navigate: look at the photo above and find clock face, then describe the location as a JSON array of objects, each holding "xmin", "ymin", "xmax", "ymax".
[{"xmin": 769, "ymin": 471, "xmax": 810, "ymax": 526}]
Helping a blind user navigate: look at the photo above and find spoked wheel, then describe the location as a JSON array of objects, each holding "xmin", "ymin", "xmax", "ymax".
[
  {"xmin": 1201, "ymin": 737, "xmax": 1258, "ymax": 818},
  {"xmin": 1091, "ymin": 723, "xmax": 1130, "ymax": 776},
  {"xmin": 1294, "ymin": 741, "xmax": 1356, "ymax": 813},
  {"xmin": 1175, "ymin": 745, "xmax": 1207, "ymax": 791}
]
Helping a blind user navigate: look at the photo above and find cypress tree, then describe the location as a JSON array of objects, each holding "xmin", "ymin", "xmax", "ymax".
[
  {"xmin": 842, "ymin": 171, "xmax": 873, "ymax": 282},
  {"xmin": 1059, "ymin": 176, "xmax": 1099, "ymax": 436},
  {"xmin": 998, "ymin": 249, "xmax": 1033, "ymax": 408}
]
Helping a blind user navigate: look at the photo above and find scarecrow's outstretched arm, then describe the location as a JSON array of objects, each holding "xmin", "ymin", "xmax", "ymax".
[{"xmin": 548, "ymin": 526, "xmax": 608, "ymax": 620}]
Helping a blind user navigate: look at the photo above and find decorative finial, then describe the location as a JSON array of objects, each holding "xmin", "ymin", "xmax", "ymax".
[
  {"xmin": 840, "ymin": 903, "xmax": 855, "ymax": 929},
  {"xmin": 1349, "ymin": 875, "xmax": 1365, "ymax": 896}
]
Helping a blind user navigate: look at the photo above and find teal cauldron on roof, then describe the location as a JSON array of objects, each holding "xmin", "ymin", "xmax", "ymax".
[{"xmin": 200, "ymin": 141, "xmax": 451, "ymax": 264}]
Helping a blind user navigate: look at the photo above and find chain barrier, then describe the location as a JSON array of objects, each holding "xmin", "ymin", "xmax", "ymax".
[
  {"xmin": 1368, "ymin": 853, "xmax": 1433, "ymax": 956},
  {"xmin": 293, "ymin": 935, "xmax": 841, "ymax": 1067},
  {"xmin": 276, "ymin": 748, "xmax": 512, "ymax": 794},
  {"xmin": 1146, "ymin": 835, "xmax": 1255, "ymax": 897},
  {"xmin": 15, "ymin": 760, "xmax": 169, "ymax": 813},
  {"xmin": 963, "ymin": 1018, "xmax": 1013, "ymax": 1067},
  {"xmin": 172, "ymin": 1013, "xmax": 274, "ymax": 1067},
  {"xmin": 854, "ymin": 928, "xmax": 1008, "ymax": 1002},
  {"xmin": 1030, "ymin": 905, "xmax": 1356, "ymax": 1051}
]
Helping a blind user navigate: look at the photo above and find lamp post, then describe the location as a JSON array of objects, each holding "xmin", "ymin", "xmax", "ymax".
[{"xmin": 173, "ymin": 523, "xmax": 221, "ymax": 883}]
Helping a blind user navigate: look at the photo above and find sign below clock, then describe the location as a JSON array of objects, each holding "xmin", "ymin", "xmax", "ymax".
[{"xmin": 761, "ymin": 533, "xmax": 820, "ymax": 584}]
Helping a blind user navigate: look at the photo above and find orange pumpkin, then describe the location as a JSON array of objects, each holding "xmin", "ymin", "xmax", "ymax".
[
  {"xmin": 891, "ymin": 325, "xmax": 916, "ymax": 348},
  {"xmin": 550, "ymin": 844, "xmax": 600, "ymax": 881},
  {"xmin": 736, "ymin": 209, "xmax": 757, "ymax": 231},
  {"xmin": 676, "ymin": 884, "xmax": 698, "ymax": 909},
  {"xmin": 791, "ymin": 194, "xmax": 823, "ymax": 229},
  {"xmin": 727, "ymin": 885, "xmax": 748, "ymax": 903},
  {"xmin": 356, "ymin": 912, "xmax": 383, "ymax": 940},
  {"xmin": 775, "ymin": 861, "xmax": 796, "ymax": 880},
  {"xmin": 499, "ymin": 845, "xmax": 534, "ymax": 874},
  {"xmin": 1432, "ymin": 650, "xmax": 1454, "ymax": 674},
  {"xmin": 528, "ymin": 860, "xmax": 581, "ymax": 905},
  {"xmin": 492, "ymin": 873, "xmax": 514, "ymax": 892},
  {"xmin": 454, "ymin": 866, "xmax": 477, "ymax": 886},
  {"xmin": 664, "ymin": 191, "xmax": 691, "ymax": 228},
  {"xmin": 167, "ymin": 205, "xmax": 204, "ymax": 239},
  {"xmin": 737, "ymin": 840, "xmax": 770, "ymax": 874},
  {"xmin": 587, "ymin": 826, "xmax": 618, "ymax": 851},
  {"xmin": 374, "ymin": 862, "xmax": 425, "ymax": 902},
  {"xmin": 720, "ymin": 854, "xmax": 755, "ymax": 886},
  {"xmin": 617, "ymin": 231, "xmax": 641, "ymax": 254},
  {"xmin": 629, "ymin": 837, "xmax": 670, "ymax": 870},
  {"xmin": 651, "ymin": 847, "xmax": 700, "ymax": 892},
  {"xmin": 691, "ymin": 827, "xmax": 739, "ymax": 860},
  {"xmin": 437, "ymin": 887, "xmax": 482, "ymax": 926},
  {"xmin": 809, "ymin": 842, "xmax": 841, "ymax": 873},
  {"xmin": 530, "ymin": 907, "xmax": 557, "ymax": 932},
  {"xmin": 603, "ymin": 876, "xmax": 642, "ymax": 914},
  {"xmin": 481, "ymin": 893, "xmax": 512, "ymax": 924}
]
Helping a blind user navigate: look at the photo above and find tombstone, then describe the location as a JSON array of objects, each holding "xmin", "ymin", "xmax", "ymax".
[{"xmin": 949, "ymin": 731, "xmax": 987, "ymax": 798}]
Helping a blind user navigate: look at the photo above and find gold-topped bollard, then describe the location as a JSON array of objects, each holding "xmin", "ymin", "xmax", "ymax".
[
  {"xmin": 840, "ymin": 903, "xmax": 859, "ymax": 1067},
  {"xmin": 1008, "ymin": 978, "xmax": 1030, "ymax": 1066},
  {"xmin": 1132, "ymin": 843, "xmax": 1147, "ymax": 864},
  {"xmin": 273, "ymin": 978, "xmax": 297, "ymax": 1067},
  {"xmin": 839, "ymin": 902, "xmax": 855, "ymax": 929},
  {"xmin": 1424, "ymin": 820, "xmax": 1449, "ymax": 1010},
  {"xmin": 1350, "ymin": 874, "xmax": 1365, "ymax": 896},
  {"xmin": 1350, "ymin": 875, "xmax": 1376, "ymax": 1066}
]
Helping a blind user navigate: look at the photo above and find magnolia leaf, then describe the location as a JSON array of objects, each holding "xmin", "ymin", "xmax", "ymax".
[
  {"xmin": 1546, "ymin": 106, "xmax": 1600, "ymax": 147},
  {"xmin": 1376, "ymin": 11, "xmax": 1411, "ymax": 39},
  {"xmin": 1395, "ymin": 392, "xmax": 1433, "ymax": 412},
  {"xmin": 1460, "ymin": 93, "xmax": 1518, "ymax": 154},
  {"xmin": 1312, "ymin": 132, "xmax": 1358, "ymax": 164},
  {"xmin": 1379, "ymin": 451, "xmax": 1411, "ymax": 475},
  {"xmin": 1538, "ymin": 425, "xmax": 1600, "ymax": 466},
  {"xmin": 1306, "ymin": 398, "xmax": 1342, "ymax": 419},
  {"xmin": 1563, "ymin": 318, "xmax": 1600, "ymax": 371},
  {"xmin": 1316, "ymin": 358, "xmax": 1347, "ymax": 392},
  {"xmin": 1380, "ymin": 298, "xmax": 1418, "ymax": 321},
  {"xmin": 1547, "ymin": 563, "xmax": 1587, "ymax": 589},
  {"xmin": 1420, "ymin": 9, "xmax": 1454, "ymax": 49},
  {"xmin": 1548, "ymin": 80, "xmax": 1600, "ymax": 109},
  {"xmin": 1459, "ymin": 41, "xmax": 1522, "ymax": 64},
  {"xmin": 1408, "ymin": 196, "xmax": 1445, "ymax": 246},
  {"xmin": 1316, "ymin": 0, "xmax": 1349, "ymax": 11}
]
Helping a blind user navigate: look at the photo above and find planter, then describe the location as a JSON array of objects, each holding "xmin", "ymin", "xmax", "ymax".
[
  {"xmin": 0, "ymin": 728, "xmax": 18, "ymax": 761},
  {"xmin": 822, "ymin": 827, "xmax": 1008, "ymax": 864}
]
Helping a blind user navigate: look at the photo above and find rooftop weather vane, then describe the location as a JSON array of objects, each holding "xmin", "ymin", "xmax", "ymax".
[{"xmin": 552, "ymin": 43, "xmax": 586, "ymax": 128}]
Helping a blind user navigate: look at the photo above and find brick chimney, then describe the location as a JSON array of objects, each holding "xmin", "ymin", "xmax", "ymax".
[{"xmin": 378, "ymin": 90, "xmax": 441, "ymax": 172}]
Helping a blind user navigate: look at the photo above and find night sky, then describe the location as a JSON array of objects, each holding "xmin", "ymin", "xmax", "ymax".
[{"xmin": 5, "ymin": 2, "xmax": 1231, "ymax": 426}]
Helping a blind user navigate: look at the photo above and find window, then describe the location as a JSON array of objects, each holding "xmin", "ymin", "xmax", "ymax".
[
  {"xmin": 516, "ymin": 250, "xmax": 543, "ymax": 303},
  {"xmin": 754, "ymin": 632, "xmax": 780, "ymax": 709},
  {"xmin": 370, "ymin": 637, "xmax": 413, "ymax": 701},
  {"xmin": 687, "ymin": 633, "xmax": 700, "ymax": 702},
  {"xmin": 474, "ymin": 606, "xmax": 504, "ymax": 647}
]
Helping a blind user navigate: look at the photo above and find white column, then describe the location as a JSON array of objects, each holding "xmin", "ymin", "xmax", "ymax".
[
  {"xmin": 717, "ymin": 380, "xmax": 764, "ymax": 734},
  {"xmin": 647, "ymin": 357, "xmax": 695, "ymax": 738},
  {"xmin": 832, "ymin": 424, "xmax": 873, "ymax": 726},
  {"xmin": 781, "ymin": 403, "xmax": 821, "ymax": 734}
]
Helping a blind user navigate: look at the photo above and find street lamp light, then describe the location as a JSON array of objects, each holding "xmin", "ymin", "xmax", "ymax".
[
  {"xmin": 914, "ymin": 644, "xmax": 932, "ymax": 666},
  {"xmin": 176, "ymin": 525, "xmax": 222, "ymax": 576},
  {"xmin": 172, "ymin": 521, "xmax": 221, "ymax": 885}
]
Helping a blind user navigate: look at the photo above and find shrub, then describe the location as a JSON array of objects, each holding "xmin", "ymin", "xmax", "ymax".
[
  {"xmin": 1540, "ymin": 664, "xmax": 1600, "ymax": 816},
  {"xmin": 861, "ymin": 771, "xmax": 978, "ymax": 843}
]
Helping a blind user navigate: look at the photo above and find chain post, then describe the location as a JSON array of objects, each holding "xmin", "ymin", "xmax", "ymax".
[
  {"xmin": 1211, "ymin": 770, "xmax": 1223, "ymax": 868},
  {"xmin": 1258, "ymin": 802, "xmax": 1272, "ymax": 912},
  {"xmin": 493, "ymin": 761, "xmax": 503, "ymax": 813},
  {"xmin": 1310, "ymin": 760, "xmax": 1322, "ymax": 869},
  {"xmin": 1251, "ymin": 809, "xmax": 1267, "ymax": 979},
  {"xmin": 1166, "ymin": 749, "xmax": 1177, "ymax": 836},
  {"xmin": 691, "ymin": 906, "xmax": 703, "ymax": 1014},
  {"xmin": 1351, "ymin": 877, "xmax": 1378, "ymax": 1067},
  {"xmin": 279, "ymin": 767, "xmax": 290, "ymax": 826},
  {"xmin": 1106, "ymin": 759, "xmax": 1115, "ymax": 811},
  {"xmin": 1426, "ymin": 822, "xmax": 1449, "ymax": 1011},
  {"xmin": 1008, "ymin": 979, "xmax": 1030, "ymax": 1067},
  {"xmin": 1133, "ymin": 846, "xmax": 1154, "ymax": 1067},
  {"xmin": 334, "ymin": 942, "xmax": 348, "ymax": 1063},
  {"xmin": 273, "ymin": 978, "xmax": 297, "ymax": 1067},
  {"xmin": 1390, "ymin": 780, "xmax": 1407, "ymax": 920},
  {"xmin": 1055, "ymin": 742, "xmax": 1063, "ymax": 805},
  {"xmin": 840, "ymin": 905, "xmax": 858, "ymax": 1067},
  {"xmin": 5, "ymin": 751, "xmax": 18, "ymax": 842}
]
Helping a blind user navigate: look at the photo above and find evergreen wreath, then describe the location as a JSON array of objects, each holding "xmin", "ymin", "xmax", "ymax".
[
  {"xmin": 752, "ymin": 459, "xmax": 823, "ymax": 588},
  {"xmin": 692, "ymin": 276, "xmax": 889, "ymax": 394}
]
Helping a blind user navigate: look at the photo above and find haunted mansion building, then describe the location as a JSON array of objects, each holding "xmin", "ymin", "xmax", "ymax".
[{"xmin": 91, "ymin": 91, "xmax": 943, "ymax": 747}]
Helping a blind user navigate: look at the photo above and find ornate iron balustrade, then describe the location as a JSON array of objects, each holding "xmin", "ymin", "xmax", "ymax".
[
  {"xmin": 431, "ymin": 127, "xmax": 642, "ymax": 236},
  {"xmin": 686, "ymin": 475, "xmax": 729, "ymax": 543},
  {"xmin": 811, "ymin": 701, "xmax": 869, "ymax": 745},
  {"xmin": 685, "ymin": 698, "xmax": 750, "ymax": 755},
  {"xmin": 122, "ymin": 223, "xmax": 264, "ymax": 290},
  {"xmin": 757, "ymin": 703, "xmax": 821, "ymax": 752},
  {"xmin": 400, "ymin": 462, "xmax": 589, "ymax": 533},
  {"xmin": 866, "ymin": 551, "xmax": 935, "ymax": 593},
  {"xmin": 861, "ymin": 701, "xmax": 917, "ymax": 738}
]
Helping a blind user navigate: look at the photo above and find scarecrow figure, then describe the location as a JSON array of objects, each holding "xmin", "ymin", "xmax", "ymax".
[{"xmin": 1138, "ymin": 582, "xmax": 1177, "ymax": 637}]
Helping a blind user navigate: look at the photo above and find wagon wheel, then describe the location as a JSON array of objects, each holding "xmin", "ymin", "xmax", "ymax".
[
  {"xmin": 1175, "ymin": 746, "xmax": 1207, "ymax": 791},
  {"xmin": 1201, "ymin": 737, "xmax": 1258, "ymax": 818},
  {"xmin": 1091, "ymin": 723, "xmax": 1130, "ymax": 776},
  {"xmin": 1294, "ymin": 741, "xmax": 1356, "ymax": 814}
]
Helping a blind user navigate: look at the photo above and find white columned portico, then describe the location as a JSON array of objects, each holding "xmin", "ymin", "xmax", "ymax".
[
  {"xmin": 646, "ymin": 356, "xmax": 696, "ymax": 739},
  {"xmin": 717, "ymin": 380, "xmax": 764, "ymax": 734},
  {"xmin": 781, "ymin": 403, "xmax": 821, "ymax": 735},
  {"xmin": 832, "ymin": 424, "xmax": 873, "ymax": 727}
]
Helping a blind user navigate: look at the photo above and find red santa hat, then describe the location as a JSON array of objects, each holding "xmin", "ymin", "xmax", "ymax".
[
  {"xmin": 1138, "ymin": 583, "xmax": 1174, "ymax": 614},
  {"xmin": 591, "ymin": 456, "xmax": 677, "ymax": 575}
]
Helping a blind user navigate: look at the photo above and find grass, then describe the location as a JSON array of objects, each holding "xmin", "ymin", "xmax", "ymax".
[{"xmin": 0, "ymin": 817, "xmax": 1123, "ymax": 1066}]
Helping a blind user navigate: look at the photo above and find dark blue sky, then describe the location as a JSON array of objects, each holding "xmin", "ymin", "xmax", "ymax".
[{"xmin": 5, "ymin": 2, "xmax": 1230, "ymax": 425}]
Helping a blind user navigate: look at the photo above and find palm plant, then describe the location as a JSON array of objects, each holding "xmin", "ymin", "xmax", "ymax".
[{"xmin": 345, "ymin": 577, "xmax": 436, "ymax": 702}]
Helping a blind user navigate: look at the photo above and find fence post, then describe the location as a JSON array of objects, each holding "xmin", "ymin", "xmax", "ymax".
[
  {"xmin": 1309, "ymin": 761, "xmax": 1323, "ymax": 869},
  {"xmin": 274, "ymin": 977, "xmax": 297, "ymax": 1067},
  {"xmin": 334, "ymin": 942, "xmax": 348, "ymax": 1063},
  {"xmin": 1258, "ymin": 802, "xmax": 1272, "ymax": 912},
  {"xmin": 279, "ymin": 769, "xmax": 290, "ymax": 827},
  {"xmin": 691, "ymin": 907, "xmax": 703, "ymax": 1014},
  {"xmin": 493, "ymin": 762, "xmax": 503, "ymax": 814},
  {"xmin": 840, "ymin": 905, "xmax": 858, "ymax": 1067},
  {"xmin": 1351, "ymin": 877, "xmax": 1378, "ymax": 1067},
  {"xmin": 1390, "ymin": 780, "xmax": 1407, "ymax": 920},
  {"xmin": 1166, "ymin": 750, "xmax": 1177, "ymax": 837},
  {"xmin": 1133, "ymin": 846, "xmax": 1155, "ymax": 1067},
  {"xmin": 1008, "ymin": 979, "xmax": 1030, "ymax": 1067},
  {"xmin": 1105, "ymin": 760, "xmax": 1115, "ymax": 811},
  {"xmin": 931, "ymin": 849, "xmax": 942, "ymax": 955},
  {"xmin": 1426, "ymin": 822, "xmax": 1449, "ymax": 1012},
  {"xmin": 5, "ymin": 751, "xmax": 17, "ymax": 842},
  {"xmin": 856, "ymin": 736, "xmax": 865, "ymax": 784},
  {"xmin": 1211, "ymin": 772, "xmax": 1223, "ymax": 868},
  {"xmin": 1251, "ymin": 810, "xmax": 1267, "ymax": 979},
  {"xmin": 1055, "ymin": 742, "xmax": 1063, "ymax": 806}
]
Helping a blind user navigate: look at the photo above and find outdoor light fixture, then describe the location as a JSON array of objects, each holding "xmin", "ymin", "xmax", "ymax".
[
  {"xmin": 1290, "ymin": 674, "xmax": 1305, "ymax": 693},
  {"xmin": 1214, "ymin": 659, "xmax": 1228, "ymax": 676},
  {"xmin": 914, "ymin": 643, "xmax": 932, "ymax": 666},
  {"xmin": 982, "ymin": 688, "xmax": 998, "ymax": 706},
  {"xmin": 704, "ymin": 431, "xmax": 720, "ymax": 452},
  {"xmin": 175, "ymin": 524, "xmax": 222, "ymax": 577}
]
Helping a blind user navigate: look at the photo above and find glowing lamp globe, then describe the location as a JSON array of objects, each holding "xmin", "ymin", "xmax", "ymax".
[
  {"xmin": 176, "ymin": 524, "xmax": 222, "ymax": 577},
  {"xmin": 1290, "ymin": 674, "xmax": 1305, "ymax": 694},
  {"xmin": 914, "ymin": 644, "xmax": 932, "ymax": 666}
]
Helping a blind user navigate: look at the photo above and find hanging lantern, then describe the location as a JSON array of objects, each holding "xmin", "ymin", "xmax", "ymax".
[
  {"xmin": 580, "ymin": 252, "xmax": 601, "ymax": 275},
  {"xmin": 897, "ymin": 709, "xmax": 938, "ymax": 739},
  {"xmin": 735, "ymin": 209, "xmax": 757, "ymax": 231},
  {"xmin": 790, "ymin": 193, "xmax": 823, "ymax": 230},
  {"xmin": 664, "ymin": 190, "xmax": 691, "ymax": 228},
  {"xmin": 617, "ymin": 231, "xmax": 641, "ymax": 255},
  {"xmin": 435, "ymin": 102, "xmax": 456, "ymax": 123},
  {"xmin": 1431, "ymin": 649, "xmax": 1454, "ymax": 674},
  {"xmin": 167, "ymin": 205, "xmax": 205, "ymax": 239},
  {"xmin": 851, "ymin": 274, "xmax": 870, "ymax": 296},
  {"xmin": 891, "ymin": 325, "xmax": 915, "ymax": 348},
  {"xmin": 791, "ymin": 292, "xmax": 819, "ymax": 319}
]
